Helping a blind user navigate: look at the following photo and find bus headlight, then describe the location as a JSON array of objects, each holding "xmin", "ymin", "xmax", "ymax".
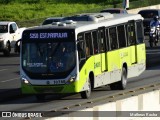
[
  {"xmin": 67, "ymin": 75, "xmax": 76, "ymax": 84},
  {"xmin": 21, "ymin": 77, "xmax": 30, "ymax": 84}
]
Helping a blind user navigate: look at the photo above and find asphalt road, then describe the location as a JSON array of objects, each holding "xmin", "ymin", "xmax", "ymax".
[
  {"xmin": 0, "ymin": 51, "xmax": 20, "ymax": 92},
  {"xmin": 0, "ymin": 60, "xmax": 160, "ymax": 112}
]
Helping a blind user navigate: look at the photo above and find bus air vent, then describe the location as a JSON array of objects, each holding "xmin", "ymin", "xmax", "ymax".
[
  {"xmin": 64, "ymin": 20, "xmax": 77, "ymax": 24},
  {"xmin": 58, "ymin": 23, "xmax": 67, "ymax": 26},
  {"xmin": 62, "ymin": 13, "xmax": 113, "ymax": 22},
  {"xmin": 52, "ymin": 22, "xmax": 61, "ymax": 25}
]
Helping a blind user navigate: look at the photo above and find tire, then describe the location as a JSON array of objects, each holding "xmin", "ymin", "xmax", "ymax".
[
  {"xmin": 80, "ymin": 78, "xmax": 91, "ymax": 99},
  {"xmin": 154, "ymin": 37, "xmax": 158, "ymax": 46},
  {"xmin": 110, "ymin": 67, "xmax": 127, "ymax": 90},
  {"xmin": 155, "ymin": 41, "xmax": 158, "ymax": 46},
  {"xmin": 35, "ymin": 94, "xmax": 45, "ymax": 101},
  {"xmin": 3, "ymin": 42, "xmax": 11, "ymax": 56},
  {"xmin": 14, "ymin": 40, "xmax": 20, "ymax": 53},
  {"xmin": 149, "ymin": 41, "xmax": 153, "ymax": 48}
]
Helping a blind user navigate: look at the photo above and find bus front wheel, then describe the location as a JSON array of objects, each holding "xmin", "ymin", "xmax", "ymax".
[
  {"xmin": 80, "ymin": 79, "xmax": 91, "ymax": 99},
  {"xmin": 35, "ymin": 94, "xmax": 45, "ymax": 101}
]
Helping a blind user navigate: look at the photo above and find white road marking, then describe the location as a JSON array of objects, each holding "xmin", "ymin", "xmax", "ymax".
[
  {"xmin": 0, "ymin": 69, "xmax": 8, "ymax": 72},
  {"xmin": 1, "ymin": 77, "xmax": 19, "ymax": 83}
]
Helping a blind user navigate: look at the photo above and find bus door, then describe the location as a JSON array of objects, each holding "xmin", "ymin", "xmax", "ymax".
[
  {"xmin": 135, "ymin": 20, "xmax": 146, "ymax": 63},
  {"xmin": 98, "ymin": 27, "xmax": 107, "ymax": 72},
  {"xmin": 127, "ymin": 20, "xmax": 137, "ymax": 64},
  {"xmin": 92, "ymin": 31, "xmax": 101, "ymax": 75}
]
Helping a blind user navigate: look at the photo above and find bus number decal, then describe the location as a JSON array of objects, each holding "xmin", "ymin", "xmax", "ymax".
[
  {"xmin": 30, "ymin": 33, "xmax": 39, "ymax": 39},
  {"xmin": 94, "ymin": 62, "xmax": 101, "ymax": 68},
  {"xmin": 53, "ymin": 80, "xmax": 65, "ymax": 85}
]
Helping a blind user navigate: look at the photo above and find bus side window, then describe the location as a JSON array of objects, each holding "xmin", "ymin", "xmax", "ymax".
[
  {"xmin": 105, "ymin": 28, "xmax": 110, "ymax": 51},
  {"xmin": 117, "ymin": 25, "xmax": 127, "ymax": 48},
  {"xmin": 136, "ymin": 20, "xmax": 144, "ymax": 44},
  {"xmin": 77, "ymin": 33, "xmax": 86, "ymax": 61},
  {"xmin": 127, "ymin": 22, "xmax": 136, "ymax": 45},
  {"xmin": 109, "ymin": 27, "xmax": 118, "ymax": 50},
  {"xmin": 92, "ymin": 31, "xmax": 99, "ymax": 54},
  {"xmin": 85, "ymin": 32, "xmax": 93, "ymax": 57},
  {"xmin": 78, "ymin": 41, "xmax": 85, "ymax": 60},
  {"xmin": 98, "ymin": 29, "xmax": 105, "ymax": 52}
]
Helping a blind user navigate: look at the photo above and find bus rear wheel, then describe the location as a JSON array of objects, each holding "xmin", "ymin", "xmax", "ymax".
[
  {"xmin": 80, "ymin": 79, "xmax": 91, "ymax": 99},
  {"xmin": 110, "ymin": 67, "xmax": 127, "ymax": 90}
]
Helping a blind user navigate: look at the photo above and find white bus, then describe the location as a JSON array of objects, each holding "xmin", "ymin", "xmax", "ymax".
[{"xmin": 20, "ymin": 13, "xmax": 146, "ymax": 100}]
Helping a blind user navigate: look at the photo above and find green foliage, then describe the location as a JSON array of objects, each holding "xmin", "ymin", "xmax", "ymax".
[{"xmin": 0, "ymin": 0, "xmax": 160, "ymax": 27}]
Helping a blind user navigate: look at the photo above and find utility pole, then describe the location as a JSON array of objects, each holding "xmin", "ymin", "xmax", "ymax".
[{"xmin": 122, "ymin": 0, "xmax": 129, "ymax": 10}]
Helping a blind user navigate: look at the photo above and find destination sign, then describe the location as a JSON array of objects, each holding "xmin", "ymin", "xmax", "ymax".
[{"xmin": 29, "ymin": 32, "xmax": 68, "ymax": 39}]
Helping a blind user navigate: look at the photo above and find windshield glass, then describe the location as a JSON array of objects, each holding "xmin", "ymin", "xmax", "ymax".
[
  {"xmin": 22, "ymin": 42, "xmax": 76, "ymax": 79},
  {"xmin": 0, "ymin": 25, "xmax": 8, "ymax": 33},
  {"xmin": 139, "ymin": 10, "xmax": 158, "ymax": 18}
]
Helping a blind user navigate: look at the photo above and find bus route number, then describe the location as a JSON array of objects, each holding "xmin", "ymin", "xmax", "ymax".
[{"xmin": 30, "ymin": 33, "xmax": 39, "ymax": 39}]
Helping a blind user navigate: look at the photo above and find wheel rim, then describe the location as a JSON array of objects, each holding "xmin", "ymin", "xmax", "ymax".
[
  {"xmin": 122, "ymin": 69, "xmax": 127, "ymax": 87},
  {"xmin": 6, "ymin": 42, "xmax": 11, "ymax": 52},
  {"xmin": 87, "ymin": 80, "xmax": 91, "ymax": 95}
]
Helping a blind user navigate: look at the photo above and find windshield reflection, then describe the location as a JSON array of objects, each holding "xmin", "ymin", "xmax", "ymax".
[{"xmin": 22, "ymin": 42, "xmax": 76, "ymax": 77}]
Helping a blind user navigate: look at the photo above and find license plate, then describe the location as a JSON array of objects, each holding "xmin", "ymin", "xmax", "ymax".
[{"xmin": 53, "ymin": 80, "xmax": 65, "ymax": 85}]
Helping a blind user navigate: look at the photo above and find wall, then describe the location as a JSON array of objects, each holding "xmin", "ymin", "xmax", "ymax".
[{"xmin": 44, "ymin": 90, "xmax": 160, "ymax": 120}]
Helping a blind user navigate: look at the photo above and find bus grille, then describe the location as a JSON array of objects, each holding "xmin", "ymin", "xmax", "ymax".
[{"xmin": 34, "ymin": 86, "xmax": 63, "ymax": 93}]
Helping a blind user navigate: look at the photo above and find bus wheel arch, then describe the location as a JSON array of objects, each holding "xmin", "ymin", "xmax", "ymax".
[
  {"xmin": 110, "ymin": 63, "xmax": 128, "ymax": 90},
  {"xmin": 120, "ymin": 63, "xmax": 128, "ymax": 90},
  {"xmin": 80, "ymin": 71, "xmax": 94, "ymax": 99}
]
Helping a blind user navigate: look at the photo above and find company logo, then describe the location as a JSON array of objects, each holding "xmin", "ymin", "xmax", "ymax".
[{"xmin": 2, "ymin": 112, "xmax": 11, "ymax": 117}]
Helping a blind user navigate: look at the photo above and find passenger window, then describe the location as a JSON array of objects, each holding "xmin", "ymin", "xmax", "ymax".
[
  {"xmin": 12, "ymin": 23, "xmax": 18, "ymax": 31},
  {"xmin": 85, "ymin": 32, "xmax": 93, "ymax": 57},
  {"xmin": 77, "ymin": 33, "xmax": 86, "ymax": 61},
  {"xmin": 109, "ymin": 27, "xmax": 118, "ymax": 50},
  {"xmin": 136, "ymin": 21, "xmax": 144, "ymax": 44},
  {"xmin": 117, "ymin": 25, "xmax": 127, "ymax": 48},
  {"xmin": 92, "ymin": 31, "xmax": 99, "ymax": 54},
  {"xmin": 105, "ymin": 29, "xmax": 109, "ymax": 51},
  {"xmin": 98, "ymin": 29, "xmax": 105, "ymax": 52},
  {"xmin": 127, "ymin": 22, "xmax": 136, "ymax": 46}
]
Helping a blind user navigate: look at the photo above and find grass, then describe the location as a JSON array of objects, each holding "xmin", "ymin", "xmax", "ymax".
[
  {"xmin": 0, "ymin": 2, "xmax": 112, "ymax": 27},
  {"xmin": 0, "ymin": 2, "xmax": 106, "ymax": 21},
  {"xmin": 0, "ymin": 0, "xmax": 159, "ymax": 27}
]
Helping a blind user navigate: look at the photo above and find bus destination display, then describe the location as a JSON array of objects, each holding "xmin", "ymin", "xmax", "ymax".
[{"xmin": 30, "ymin": 32, "xmax": 68, "ymax": 39}]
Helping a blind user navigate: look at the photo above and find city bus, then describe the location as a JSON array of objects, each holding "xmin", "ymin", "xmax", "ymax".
[{"xmin": 20, "ymin": 13, "xmax": 146, "ymax": 100}]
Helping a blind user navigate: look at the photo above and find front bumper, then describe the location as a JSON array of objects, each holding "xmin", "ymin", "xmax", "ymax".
[{"xmin": 21, "ymin": 81, "xmax": 79, "ymax": 94}]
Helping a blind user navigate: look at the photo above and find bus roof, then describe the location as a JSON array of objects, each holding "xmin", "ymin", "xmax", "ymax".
[{"xmin": 25, "ymin": 13, "xmax": 143, "ymax": 33}]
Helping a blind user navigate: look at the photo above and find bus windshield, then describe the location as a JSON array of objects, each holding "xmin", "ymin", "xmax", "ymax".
[{"xmin": 22, "ymin": 41, "xmax": 76, "ymax": 79}]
